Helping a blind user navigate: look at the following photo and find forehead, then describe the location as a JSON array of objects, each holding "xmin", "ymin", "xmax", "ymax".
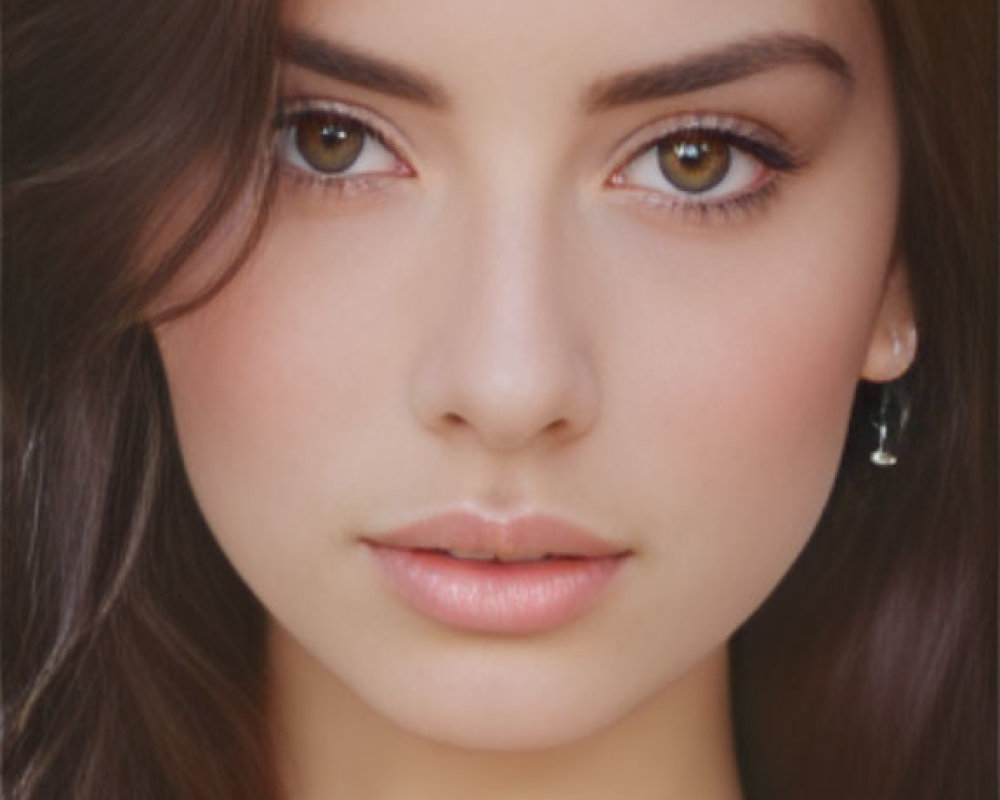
[{"xmin": 280, "ymin": 0, "xmax": 881, "ymax": 103}]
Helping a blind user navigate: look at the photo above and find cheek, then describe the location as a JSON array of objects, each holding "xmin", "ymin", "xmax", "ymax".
[
  {"xmin": 596, "ymin": 188, "xmax": 895, "ymax": 650},
  {"xmin": 583, "ymin": 292, "xmax": 867, "ymax": 685},
  {"xmin": 154, "ymin": 222, "xmax": 410, "ymax": 568}
]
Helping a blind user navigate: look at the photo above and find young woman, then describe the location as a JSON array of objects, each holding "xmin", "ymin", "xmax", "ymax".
[{"xmin": 4, "ymin": 0, "xmax": 995, "ymax": 798}]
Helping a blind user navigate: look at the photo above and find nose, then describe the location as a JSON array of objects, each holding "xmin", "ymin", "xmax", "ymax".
[{"xmin": 409, "ymin": 206, "xmax": 600, "ymax": 454}]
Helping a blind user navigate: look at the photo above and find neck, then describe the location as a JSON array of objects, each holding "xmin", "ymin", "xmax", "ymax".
[{"xmin": 269, "ymin": 625, "xmax": 744, "ymax": 800}]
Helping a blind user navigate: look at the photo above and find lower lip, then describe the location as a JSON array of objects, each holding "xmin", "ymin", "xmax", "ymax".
[{"xmin": 366, "ymin": 545, "xmax": 627, "ymax": 634}]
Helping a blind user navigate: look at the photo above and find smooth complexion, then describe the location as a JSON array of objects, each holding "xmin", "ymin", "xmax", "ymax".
[{"xmin": 155, "ymin": 0, "xmax": 916, "ymax": 797}]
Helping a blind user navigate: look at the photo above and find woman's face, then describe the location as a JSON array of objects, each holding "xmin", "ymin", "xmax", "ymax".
[{"xmin": 156, "ymin": 0, "xmax": 914, "ymax": 750}]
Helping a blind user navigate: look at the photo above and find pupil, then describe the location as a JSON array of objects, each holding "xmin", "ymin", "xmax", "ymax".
[
  {"xmin": 658, "ymin": 136, "xmax": 730, "ymax": 194},
  {"xmin": 320, "ymin": 125, "xmax": 348, "ymax": 146},
  {"xmin": 296, "ymin": 115, "xmax": 364, "ymax": 173}
]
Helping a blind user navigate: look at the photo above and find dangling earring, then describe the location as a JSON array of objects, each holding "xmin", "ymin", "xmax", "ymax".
[
  {"xmin": 870, "ymin": 384, "xmax": 909, "ymax": 467},
  {"xmin": 870, "ymin": 401, "xmax": 896, "ymax": 466}
]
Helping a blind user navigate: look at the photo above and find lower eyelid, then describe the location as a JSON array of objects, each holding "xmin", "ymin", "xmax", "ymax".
[
  {"xmin": 272, "ymin": 133, "xmax": 416, "ymax": 206},
  {"xmin": 609, "ymin": 174, "xmax": 786, "ymax": 227},
  {"xmin": 277, "ymin": 160, "xmax": 403, "ymax": 198}
]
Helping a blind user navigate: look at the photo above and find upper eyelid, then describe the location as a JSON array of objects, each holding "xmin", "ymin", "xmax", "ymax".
[
  {"xmin": 605, "ymin": 112, "xmax": 797, "ymax": 176},
  {"xmin": 274, "ymin": 100, "xmax": 797, "ymax": 186},
  {"xmin": 275, "ymin": 96, "xmax": 418, "ymax": 167}
]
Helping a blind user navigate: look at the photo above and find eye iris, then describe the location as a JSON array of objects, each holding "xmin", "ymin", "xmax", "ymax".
[
  {"xmin": 657, "ymin": 136, "xmax": 730, "ymax": 193},
  {"xmin": 294, "ymin": 114, "xmax": 365, "ymax": 173}
]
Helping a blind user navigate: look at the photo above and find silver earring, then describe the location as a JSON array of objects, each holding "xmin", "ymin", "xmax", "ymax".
[{"xmin": 870, "ymin": 385, "xmax": 909, "ymax": 467}]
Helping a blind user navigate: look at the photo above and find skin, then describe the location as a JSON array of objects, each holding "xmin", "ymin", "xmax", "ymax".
[{"xmin": 154, "ymin": 0, "xmax": 917, "ymax": 797}]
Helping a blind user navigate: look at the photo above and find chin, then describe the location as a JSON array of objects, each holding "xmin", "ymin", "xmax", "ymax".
[
  {"xmin": 341, "ymin": 650, "xmax": 653, "ymax": 753},
  {"xmin": 370, "ymin": 690, "xmax": 626, "ymax": 752}
]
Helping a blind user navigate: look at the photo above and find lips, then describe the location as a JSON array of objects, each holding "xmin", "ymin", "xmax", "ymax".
[
  {"xmin": 362, "ymin": 511, "xmax": 631, "ymax": 634},
  {"xmin": 364, "ymin": 511, "xmax": 627, "ymax": 559}
]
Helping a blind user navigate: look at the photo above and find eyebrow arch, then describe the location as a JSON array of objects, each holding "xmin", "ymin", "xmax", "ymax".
[
  {"xmin": 280, "ymin": 30, "xmax": 850, "ymax": 114},
  {"xmin": 584, "ymin": 33, "xmax": 853, "ymax": 111},
  {"xmin": 280, "ymin": 31, "xmax": 451, "ymax": 108}
]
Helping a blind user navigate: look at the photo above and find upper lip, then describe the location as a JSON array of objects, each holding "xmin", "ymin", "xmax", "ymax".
[{"xmin": 362, "ymin": 510, "xmax": 630, "ymax": 560}]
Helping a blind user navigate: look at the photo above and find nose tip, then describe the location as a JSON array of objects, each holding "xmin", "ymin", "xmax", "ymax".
[
  {"xmin": 422, "ymin": 352, "xmax": 598, "ymax": 451},
  {"xmin": 409, "ymin": 192, "xmax": 600, "ymax": 455},
  {"xmin": 410, "ymin": 325, "xmax": 600, "ymax": 453}
]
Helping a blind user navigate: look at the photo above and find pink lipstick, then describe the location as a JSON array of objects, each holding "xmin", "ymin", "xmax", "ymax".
[{"xmin": 362, "ymin": 511, "xmax": 630, "ymax": 634}]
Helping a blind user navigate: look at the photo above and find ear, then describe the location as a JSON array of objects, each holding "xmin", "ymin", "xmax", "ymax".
[{"xmin": 860, "ymin": 256, "xmax": 918, "ymax": 382}]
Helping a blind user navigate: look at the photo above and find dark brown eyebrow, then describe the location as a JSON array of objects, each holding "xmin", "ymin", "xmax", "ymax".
[
  {"xmin": 280, "ymin": 31, "xmax": 450, "ymax": 108},
  {"xmin": 584, "ymin": 33, "xmax": 853, "ymax": 111},
  {"xmin": 280, "ymin": 30, "xmax": 851, "ymax": 114}
]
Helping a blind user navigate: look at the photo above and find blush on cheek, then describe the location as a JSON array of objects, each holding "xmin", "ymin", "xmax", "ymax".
[
  {"xmin": 731, "ymin": 314, "xmax": 865, "ymax": 474},
  {"xmin": 727, "ymin": 360, "xmax": 855, "ymax": 493},
  {"xmin": 652, "ymin": 296, "xmax": 868, "ymax": 556},
  {"xmin": 675, "ymin": 367, "xmax": 856, "ymax": 637}
]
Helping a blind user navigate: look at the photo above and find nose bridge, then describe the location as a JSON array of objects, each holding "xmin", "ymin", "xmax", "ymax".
[
  {"xmin": 473, "ymin": 175, "xmax": 565, "ymax": 346},
  {"xmin": 409, "ymin": 170, "xmax": 599, "ymax": 452}
]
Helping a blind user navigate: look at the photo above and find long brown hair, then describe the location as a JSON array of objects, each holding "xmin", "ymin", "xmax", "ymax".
[
  {"xmin": 732, "ymin": 1, "xmax": 997, "ymax": 797},
  {"xmin": 4, "ymin": 1, "xmax": 280, "ymax": 797},
  {"xmin": 3, "ymin": 1, "xmax": 995, "ymax": 798}
]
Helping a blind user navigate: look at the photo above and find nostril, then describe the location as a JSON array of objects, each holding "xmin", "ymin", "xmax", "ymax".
[
  {"xmin": 544, "ymin": 418, "xmax": 569, "ymax": 435},
  {"xmin": 411, "ymin": 339, "xmax": 600, "ymax": 450}
]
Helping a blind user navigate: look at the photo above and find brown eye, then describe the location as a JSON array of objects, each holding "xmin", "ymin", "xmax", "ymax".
[
  {"xmin": 294, "ymin": 113, "xmax": 366, "ymax": 174},
  {"xmin": 657, "ymin": 135, "xmax": 731, "ymax": 193}
]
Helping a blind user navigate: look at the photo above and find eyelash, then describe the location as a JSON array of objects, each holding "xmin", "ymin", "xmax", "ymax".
[
  {"xmin": 273, "ymin": 101, "xmax": 803, "ymax": 220},
  {"xmin": 606, "ymin": 117, "xmax": 803, "ymax": 223},
  {"xmin": 273, "ymin": 100, "xmax": 413, "ymax": 196}
]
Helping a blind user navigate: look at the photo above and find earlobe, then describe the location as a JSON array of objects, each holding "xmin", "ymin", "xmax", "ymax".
[{"xmin": 860, "ymin": 257, "xmax": 918, "ymax": 382}]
